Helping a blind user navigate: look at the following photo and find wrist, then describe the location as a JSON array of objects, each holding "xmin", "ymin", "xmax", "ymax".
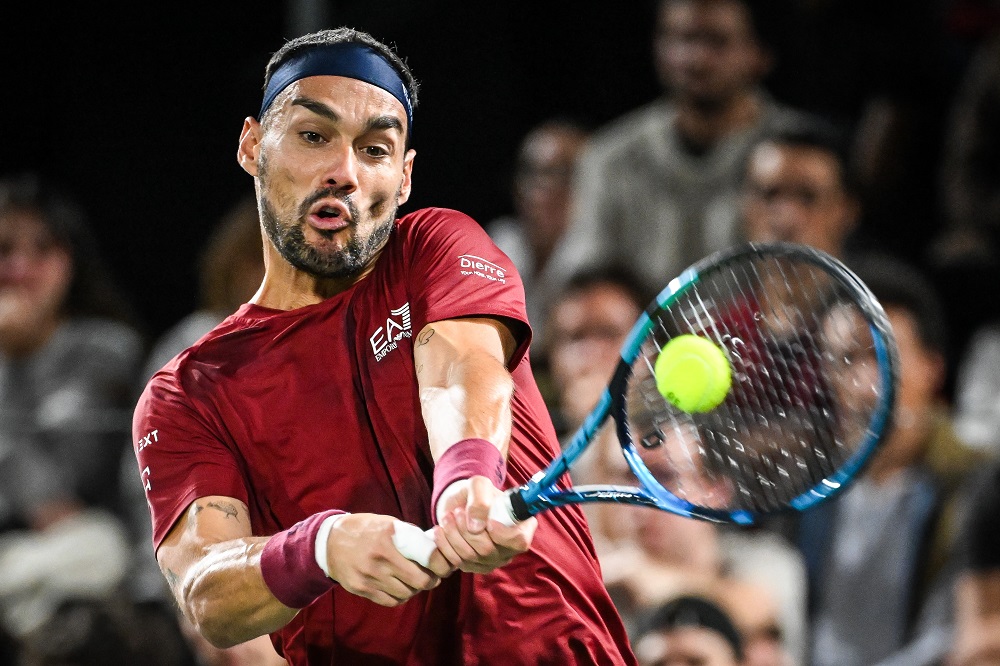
[
  {"xmin": 431, "ymin": 438, "xmax": 506, "ymax": 524},
  {"xmin": 260, "ymin": 509, "xmax": 346, "ymax": 609}
]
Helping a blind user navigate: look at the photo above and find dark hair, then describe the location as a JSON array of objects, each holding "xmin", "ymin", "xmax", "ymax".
[
  {"xmin": 0, "ymin": 172, "xmax": 140, "ymax": 328},
  {"xmin": 262, "ymin": 27, "xmax": 419, "ymax": 142},
  {"xmin": 847, "ymin": 251, "xmax": 949, "ymax": 354},
  {"xmin": 659, "ymin": 0, "xmax": 783, "ymax": 50},
  {"xmin": 197, "ymin": 194, "xmax": 262, "ymax": 313},
  {"xmin": 561, "ymin": 264, "xmax": 651, "ymax": 311},
  {"xmin": 753, "ymin": 116, "xmax": 858, "ymax": 196},
  {"xmin": 642, "ymin": 594, "xmax": 745, "ymax": 660}
]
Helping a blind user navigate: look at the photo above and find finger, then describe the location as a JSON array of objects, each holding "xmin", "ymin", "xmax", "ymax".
[
  {"xmin": 486, "ymin": 514, "xmax": 538, "ymax": 555},
  {"xmin": 437, "ymin": 508, "xmax": 483, "ymax": 563},
  {"xmin": 464, "ymin": 476, "xmax": 498, "ymax": 533},
  {"xmin": 454, "ymin": 507, "xmax": 501, "ymax": 560}
]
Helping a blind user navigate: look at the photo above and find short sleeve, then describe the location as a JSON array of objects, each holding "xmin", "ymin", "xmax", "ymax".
[
  {"xmin": 131, "ymin": 370, "xmax": 248, "ymax": 551},
  {"xmin": 403, "ymin": 208, "xmax": 532, "ymax": 368}
]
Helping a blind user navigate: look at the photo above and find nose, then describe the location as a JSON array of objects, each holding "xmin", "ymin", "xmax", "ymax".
[{"xmin": 321, "ymin": 143, "xmax": 359, "ymax": 194}]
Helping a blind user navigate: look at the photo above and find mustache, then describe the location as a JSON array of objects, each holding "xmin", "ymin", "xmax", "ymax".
[{"xmin": 299, "ymin": 187, "xmax": 360, "ymax": 221}]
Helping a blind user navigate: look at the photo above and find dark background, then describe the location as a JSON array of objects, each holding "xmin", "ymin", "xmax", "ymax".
[
  {"xmin": 0, "ymin": 1, "xmax": 662, "ymax": 339},
  {"xmin": 1, "ymin": 0, "xmax": 990, "ymax": 343}
]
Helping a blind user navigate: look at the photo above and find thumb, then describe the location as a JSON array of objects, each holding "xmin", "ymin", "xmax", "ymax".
[{"xmin": 465, "ymin": 476, "xmax": 498, "ymax": 533}]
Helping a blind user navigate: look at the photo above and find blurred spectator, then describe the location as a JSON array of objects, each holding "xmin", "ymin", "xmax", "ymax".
[
  {"xmin": 952, "ymin": 322, "xmax": 1000, "ymax": 455},
  {"xmin": 541, "ymin": 265, "xmax": 806, "ymax": 664},
  {"xmin": 485, "ymin": 117, "xmax": 591, "ymax": 347},
  {"xmin": 138, "ymin": 193, "xmax": 263, "ymax": 384},
  {"xmin": 762, "ymin": 0, "xmax": 951, "ymax": 264},
  {"xmin": 633, "ymin": 594, "xmax": 746, "ymax": 666},
  {"xmin": 793, "ymin": 253, "xmax": 991, "ymax": 666},
  {"xmin": 948, "ymin": 460, "xmax": 1000, "ymax": 666},
  {"xmin": 930, "ymin": 34, "xmax": 1000, "ymax": 399},
  {"xmin": 0, "ymin": 172, "xmax": 141, "ymax": 638},
  {"xmin": 18, "ymin": 598, "xmax": 143, "ymax": 666},
  {"xmin": 547, "ymin": 0, "xmax": 813, "ymax": 299},
  {"xmin": 739, "ymin": 117, "xmax": 873, "ymax": 260},
  {"xmin": 541, "ymin": 265, "xmax": 647, "ymax": 441}
]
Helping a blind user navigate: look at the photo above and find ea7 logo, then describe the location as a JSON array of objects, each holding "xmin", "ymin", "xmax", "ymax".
[{"xmin": 370, "ymin": 302, "xmax": 412, "ymax": 362}]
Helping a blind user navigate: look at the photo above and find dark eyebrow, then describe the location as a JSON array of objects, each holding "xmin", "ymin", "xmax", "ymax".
[
  {"xmin": 289, "ymin": 97, "xmax": 404, "ymax": 138},
  {"xmin": 291, "ymin": 97, "xmax": 339, "ymax": 122},
  {"xmin": 365, "ymin": 115, "xmax": 403, "ymax": 136}
]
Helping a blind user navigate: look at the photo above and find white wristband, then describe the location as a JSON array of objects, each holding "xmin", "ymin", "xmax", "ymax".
[{"xmin": 314, "ymin": 513, "xmax": 349, "ymax": 578}]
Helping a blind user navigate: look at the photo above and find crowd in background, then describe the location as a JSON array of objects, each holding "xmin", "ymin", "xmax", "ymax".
[{"xmin": 1, "ymin": 0, "xmax": 1000, "ymax": 664}]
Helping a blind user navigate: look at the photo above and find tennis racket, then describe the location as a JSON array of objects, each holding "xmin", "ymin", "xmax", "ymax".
[{"xmin": 393, "ymin": 241, "xmax": 898, "ymax": 566}]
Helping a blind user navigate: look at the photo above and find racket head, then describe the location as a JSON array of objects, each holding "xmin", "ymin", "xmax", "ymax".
[{"xmin": 604, "ymin": 242, "xmax": 898, "ymax": 524}]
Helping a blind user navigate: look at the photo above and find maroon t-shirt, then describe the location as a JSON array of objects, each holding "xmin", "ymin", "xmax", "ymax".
[{"xmin": 132, "ymin": 207, "xmax": 636, "ymax": 665}]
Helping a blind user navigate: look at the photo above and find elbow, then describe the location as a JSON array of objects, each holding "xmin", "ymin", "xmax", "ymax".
[{"xmin": 187, "ymin": 601, "xmax": 253, "ymax": 649}]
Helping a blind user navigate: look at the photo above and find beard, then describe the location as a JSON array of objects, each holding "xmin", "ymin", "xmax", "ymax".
[{"xmin": 257, "ymin": 157, "xmax": 399, "ymax": 280}]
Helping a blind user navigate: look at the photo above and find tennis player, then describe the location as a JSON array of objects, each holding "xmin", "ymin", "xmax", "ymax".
[{"xmin": 131, "ymin": 27, "xmax": 636, "ymax": 665}]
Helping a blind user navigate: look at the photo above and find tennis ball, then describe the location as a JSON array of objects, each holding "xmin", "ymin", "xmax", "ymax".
[{"xmin": 654, "ymin": 334, "xmax": 732, "ymax": 413}]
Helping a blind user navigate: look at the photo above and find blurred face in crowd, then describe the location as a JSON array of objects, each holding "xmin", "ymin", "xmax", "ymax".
[
  {"xmin": 654, "ymin": 0, "xmax": 769, "ymax": 108},
  {"xmin": 513, "ymin": 124, "xmax": 588, "ymax": 265},
  {"xmin": 547, "ymin": 281, "xmax": 642, "ymax": 426},
  {"xmin": 0, "ymin": 207, "xmax": 72, "ymax": 355},
  {"xmin": 741, "ymin": 141, "xmax": 858, "ymax": 257},
  {"xmin": 239, "ymin": 75, "xmax": 414, "ymax": 284},
  {"xmin": 865, "ymin": 305, "xmax": 943, "ymax": 481},
  {"xmin": 636, "ymin": 625, "xmax": 743, "ymax": 666}
]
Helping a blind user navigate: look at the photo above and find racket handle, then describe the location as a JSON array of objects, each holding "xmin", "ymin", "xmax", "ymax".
[
  {"xmin": 488, "ymin": 491, "xmax": 518, "ymax": 527},
  {"xmin": 393, "ymin": 491, "xmax": 522, "ymax": 567},
  {"xmin": 391, "ymin": 520, "xmax": 436, "ymax": 568}
]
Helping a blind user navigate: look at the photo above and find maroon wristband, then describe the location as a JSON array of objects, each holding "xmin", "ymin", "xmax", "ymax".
[
  {"xmin": 260, "ymin": 509, "xmax": 345, "ymax": 609},
  {"xmin": 431, "ymin": 438, "xmax": 506, "ymax": 524}
]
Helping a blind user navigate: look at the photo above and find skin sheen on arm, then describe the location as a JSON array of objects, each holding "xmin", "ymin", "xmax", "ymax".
[
  {"xmin": 157, "ymin": 496, "xmax": 446, "ymax": 649},
  {"xmin": 414, "ymin": 316, "xmax": 537, "ymax": 572},
  {"xmin": 156, "ymin": 496, "xmax": 293, "ymax": 649}
]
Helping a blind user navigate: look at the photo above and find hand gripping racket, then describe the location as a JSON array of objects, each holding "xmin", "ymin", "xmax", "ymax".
[{"xmin": 393, "ymin": 242, "xmax": 898, "ymax": 566}]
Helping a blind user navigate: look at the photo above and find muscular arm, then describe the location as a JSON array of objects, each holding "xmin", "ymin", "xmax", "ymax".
[
  {"xmin": 414, "ymin": 316, "xmax": 519, "ymax": 460},
  {"xmin": 414, "ymin": 316, "xmax": 536, "ymax": 572},
  {"xmin": 157, "ymin": 496, "xmax": 445, "ymax": 648},
  {"xmin": 157, "ymin": 496, "xmax": 286, "ymax": 649}
]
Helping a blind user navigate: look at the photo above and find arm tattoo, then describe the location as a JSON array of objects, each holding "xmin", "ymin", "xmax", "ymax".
[
  {"xmin": 417, "ymin": 328, "xmax": 435, "ymax": 346},
  {"xmin": 207, "ymin": 501, "xmax": 240, "ymax": 520},
  {"xmin": 164, "ymin": 568, "xmax": 180, "ymax": 592}
]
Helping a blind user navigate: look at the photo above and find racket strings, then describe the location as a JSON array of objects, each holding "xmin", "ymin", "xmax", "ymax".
[{"xmin": 626, "ymin": 253, "xmax": 883, "ymax": 514}]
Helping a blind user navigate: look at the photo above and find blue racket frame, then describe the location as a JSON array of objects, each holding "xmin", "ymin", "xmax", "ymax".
[{"xmin": 508, "ymin": 242, "xmax": 898, "ymax": 525}]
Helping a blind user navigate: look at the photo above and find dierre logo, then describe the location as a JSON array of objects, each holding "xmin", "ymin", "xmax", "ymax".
[{"xmin": 458, "ymin": 254, "xmax": 506, "ymax": 284}]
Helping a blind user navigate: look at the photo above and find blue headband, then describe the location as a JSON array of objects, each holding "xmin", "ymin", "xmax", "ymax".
[{"xmin": 259, "ymin": 42, "xmax": 413, "ymax": 135}]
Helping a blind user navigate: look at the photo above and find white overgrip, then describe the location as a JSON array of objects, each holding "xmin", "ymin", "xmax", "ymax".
[{"xmin": 391, "ymin": 520, "xmax": 436, "ymax": 568}]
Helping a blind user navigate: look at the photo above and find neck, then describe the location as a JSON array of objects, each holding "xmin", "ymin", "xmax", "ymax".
[
  {"xmin": 250, "ymin": 244, "xmax": 385, "ymax": 310},
  {"xmin": 674, "ymin": 92, "xmax": 762, "ymax": 151},
  {"xmin": 0, "ymin": 315, "xmax": 62, "ymax": 358}
]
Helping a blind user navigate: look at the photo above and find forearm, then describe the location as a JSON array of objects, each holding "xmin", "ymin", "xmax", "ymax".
[
  {"xmin": 169, "ymin": 536, "xmax": 297, "ymax": 648},
  {"xmin": 418, "ymin": 331, "xmax": 514, "ymax": 461}
]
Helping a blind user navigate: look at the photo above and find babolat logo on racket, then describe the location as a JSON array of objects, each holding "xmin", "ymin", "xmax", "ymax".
[
  {"xmin": 370, "ymin": 302, "xmax": 412, "ymax": 362},
  {"xmin": 458, "ymin": 254, "xmax": 506, "ymax": 284}
]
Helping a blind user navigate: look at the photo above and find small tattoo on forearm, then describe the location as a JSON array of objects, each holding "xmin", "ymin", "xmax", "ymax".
[
  {"xmin": 165, "ymin": 568, "xmax": 180, "ymax": 591},
  {"xmin": 208, "ymin": 501, "xmax": 240, "ymax": 519},
  {"xmin": 417, "ymin": 328, "xmax": 435, "ymax": 346}
]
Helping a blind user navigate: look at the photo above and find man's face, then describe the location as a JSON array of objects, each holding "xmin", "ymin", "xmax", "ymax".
[
  {"xmin": 654, "ymin": 0, "xmax": 767, "ymax": 107},
  {"xmin": 242, "ymin": 75, "xmax": 414, "ymax": 280},
  {"xmin": 513, "ymin": 125, "xmax": 588, "ymax": 259},
  {"xmin": 547, "ymin": 283, "xmax": 640, "ymax": 398},
  {"xmin": 0, "ymin": 209, "xmax": 72, "ymax": 340},
  {"xmin": 741, "ymin": 142, "xmax": 856, "ymax": 257}
]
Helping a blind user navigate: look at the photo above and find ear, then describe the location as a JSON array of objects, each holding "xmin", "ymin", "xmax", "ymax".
[
  {"xmin": 397, "ymin": 148, "xmax": 416, "ymax": 206},
  {"xmin": 237, "ymin": 117, "xmax": 262, "ymax": 176}
]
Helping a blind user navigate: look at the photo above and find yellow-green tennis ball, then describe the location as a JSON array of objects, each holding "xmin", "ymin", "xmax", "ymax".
[{"xmin": 654, "ymin": 334, "xmax": 732, "ymax": 413}]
